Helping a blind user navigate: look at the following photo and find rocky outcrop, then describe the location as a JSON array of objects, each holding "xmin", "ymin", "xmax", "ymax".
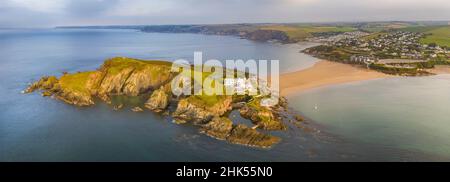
[
  {"xmin": 90, "ymin": 58, "xmax": 175, "ymax": 100},
  {"xmin": 132, "ymin": 107, "xmax": 144, "ymax": 112},
  {"xmin": 54, "ymin": 88, "xmax": 94, "ymax": 106},
  {"xmin": 172, "ymin": 96, "xmax": 233, "ymax": 124},
  {"xmin": 25, "ymin": 76, "xmax": 58, "ymax": 93},
  {"xmin": 26, "ymin": 57, "xmax": 175, "ymax": 106},
  {"xmin": 239, "ymin": 98, "xmax": 286, "ymax": 131},
  {"xmin": 295, "ymin": 115, "xmax": 304, "ymax": 122},
  {"xmin": 200, "ymin": 117, "xmax": 281, "ymax": 148},
  {"xmin": 145, "ymin": 85, "xmax": 171, "ymax": 112},
  {"xmin": 25, "ymin": 75, "xmax": 95, "ymax": 106},
  {"xmin": 227, "ymin": 124, "xmax": 281, "ymax": 148},
  {"xmin": 200, "ymin": 117, "xmax": 233, "ymax": 140}
]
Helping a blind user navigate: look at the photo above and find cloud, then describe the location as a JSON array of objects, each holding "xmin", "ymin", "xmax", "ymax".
[
  {"xmin": 0, "ymin": 0, "xmax": 449, "ymax": 27},
  {"xmin": 105, "ymin": 0, "xmax": 178, "ymax": 16},
  {"xmin": 66, "ymin": 0, "xmax": 120, "ymax": 17},
  {"xmin": 2, "ymin": 0, "xmax": 67, "ymax": 13}
]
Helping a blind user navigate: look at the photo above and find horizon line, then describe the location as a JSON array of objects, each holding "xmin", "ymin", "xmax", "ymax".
[{"xmin": 1, "ymin": 20, "xmax": 450, "ymax": 29}]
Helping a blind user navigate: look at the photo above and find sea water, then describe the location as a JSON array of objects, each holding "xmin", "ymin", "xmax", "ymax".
[{"xmin": 0, "ymin": 28, "xmax": 448, "ymax": 161}]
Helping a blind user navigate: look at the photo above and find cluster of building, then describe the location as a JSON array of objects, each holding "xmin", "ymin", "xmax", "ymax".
[
  {"xmin": 350, "ymin": 55, "xmax": 376, "ymax": 64},
  {"xmin": 330, "ymin": 31, "xmax": 448, "ymax": 60},
  {"xmin": 367, "ymin": 31, "xmax": 425, "ymax": 59},
  {"xmin": 307, "ymin": 31, "xmax": 370, "ymax": 43}
]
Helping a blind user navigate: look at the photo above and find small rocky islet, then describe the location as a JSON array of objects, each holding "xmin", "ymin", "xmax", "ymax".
[{"xmin": 25, "ymin": 57, "xmax": 301, "ymax": 148}]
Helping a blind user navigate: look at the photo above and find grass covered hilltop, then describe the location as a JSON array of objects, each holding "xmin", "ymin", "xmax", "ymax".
[{"xmin": 25, "ymin": 57, "xmax": 303, "ymax": 148}]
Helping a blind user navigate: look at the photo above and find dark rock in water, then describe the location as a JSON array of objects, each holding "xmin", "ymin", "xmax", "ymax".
[
  {"xmin": 227, "ymin": 124, "xmax": 281, "ymax": 148},
  {"xmin": 173, "ymin": 119, "xmax": 187, "ymax": 125},
  {"xmin": 200, "ymin": 117, "xmax": 233, "ymax": 140},
  {"xmin": 295, "ymin": 115, "xmax": 304, "ymax": 122},
  {"xmin": 200, "ymin": 117, "xmax": 281, "ymax": 148},
  {"xmin": 162, "ymin": 110, "xmax": 170, "ymax": 116},
  {"xmin": 113, "ymin": 104, "xmax": 124, "ymax": 111},
  {"xmin": 131, "ymin": 107, "xmax": 144, "ymax": 112}
]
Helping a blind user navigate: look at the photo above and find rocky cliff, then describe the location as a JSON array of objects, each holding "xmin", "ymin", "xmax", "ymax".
[
  {"xmin": 25, "ymin": 57, "xmax": 293, "ymax": 148},
  {"xmin": 242, "ymin": 29, "xmax": 290, "ymax": 42},
  {"xmin": 144, "ymin": 84, "xmax": 171, "ymax": 112},
  {"xmin": 139, "ymin": 25, "xmax": 293, "ymax": 43}
]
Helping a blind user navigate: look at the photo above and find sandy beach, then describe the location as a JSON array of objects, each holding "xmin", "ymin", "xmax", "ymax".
[
  {"xmin": 280, "ymin": 61, "xmax": 391, "ymax": 96},
  {"xmin": 428, "ymin": 65, "xmax": 450, "ymax": 75}
]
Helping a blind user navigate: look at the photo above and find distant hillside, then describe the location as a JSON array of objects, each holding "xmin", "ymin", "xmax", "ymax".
[
  {"xmin": 56, "ymin": 21, "xmax": 450, "ymax": 46},
  {"xmin": 58, "ymin": 23, "xmax": 357, "ymax": 43},
  {"xmin": 258, "ymin": 25, "xmax": 356, "ymax": 42}
]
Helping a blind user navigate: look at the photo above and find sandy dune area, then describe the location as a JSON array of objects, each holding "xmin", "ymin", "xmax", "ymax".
[{"xmin": 280, "ymin": 61, "xmax": 391, "ymax": 96}]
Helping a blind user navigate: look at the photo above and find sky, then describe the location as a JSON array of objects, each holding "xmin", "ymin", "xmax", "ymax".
[{"xmin": 0, "ymin": 0, "xmax": 449, "ymax": 28}]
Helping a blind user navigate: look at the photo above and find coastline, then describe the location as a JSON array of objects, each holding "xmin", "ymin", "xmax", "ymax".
[
  {"xmin": 280, "ymin": 60, "xmax": 392, "ymax": 96},
  {"xmin": 428, "ymin": 65, "xmax": 450, "ymax": 75}
]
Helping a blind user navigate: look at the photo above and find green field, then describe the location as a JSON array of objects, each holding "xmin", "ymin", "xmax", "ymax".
[
  {"xmin": 361, "ymin": 22, "xmax": 413, "ymax": 32},
  {"xmin": 420, "ymin": 26, "xmax": 450, "ymax": 47},
  {"xmin": 398, "ymin": 25, "xmax": 441, "ymax": 32},
  {"xmin": 59, "ymin": 71, "xmax": 96, "ymax": 93},
  {"xmin": 398, "ymin": 25, "xmax": 450, "ymax": 47}
]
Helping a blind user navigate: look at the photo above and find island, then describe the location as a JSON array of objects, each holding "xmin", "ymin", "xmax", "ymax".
[{"xmin": 25, "ymin": 57, "xmax": 303, "ymax": 148}]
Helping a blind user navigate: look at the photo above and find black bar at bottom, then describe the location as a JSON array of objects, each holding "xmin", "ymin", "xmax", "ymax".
[{"xmin": 0, "ymin": 162, "xmax": 448, "ymax": 179}]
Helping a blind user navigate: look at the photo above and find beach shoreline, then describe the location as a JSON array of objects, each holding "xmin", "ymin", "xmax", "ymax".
[
  {"xmin": 428, "ymin": 65, "xmax": 450, "ymax": 75},
  {"xmin": 280, "ymin": 60, "xmax": 392, "ymax": 96}
]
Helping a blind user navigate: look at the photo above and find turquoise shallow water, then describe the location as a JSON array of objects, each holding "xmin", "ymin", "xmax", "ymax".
[
  {"xmin": 288, "ymin": 75, "xmax": 450, "ymax": 159},
  {"xmin": 1, "ymin": 28, "xmax": 449, "ymax": 161}
]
